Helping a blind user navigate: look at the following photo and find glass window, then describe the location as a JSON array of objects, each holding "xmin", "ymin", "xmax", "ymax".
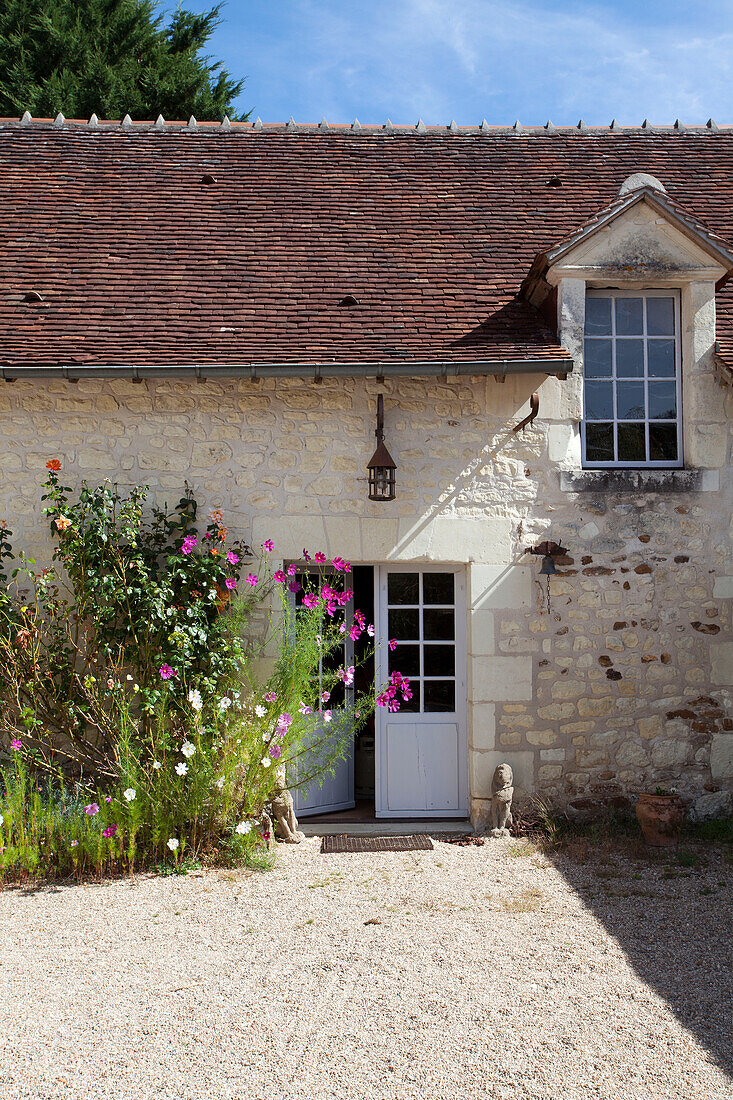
[{"xmin": 583, "ymin": 293, "xmax": 681, "ymax": 467}]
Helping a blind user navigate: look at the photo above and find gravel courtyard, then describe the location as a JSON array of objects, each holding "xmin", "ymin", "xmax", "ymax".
[{"xmin": 0, "ymin": 836, "xmax": 730, "ymax": 1100}]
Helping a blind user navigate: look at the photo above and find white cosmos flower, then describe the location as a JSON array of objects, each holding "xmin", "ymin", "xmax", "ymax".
[
  {"xmin": 0, "ymin": 814, "xmax": 3, "ymax": 826},
  {"xmin": 218, "ymin": 697, "xmax": 232, "ymax": 711},
  {"xmin": 187, "ymin": 688, "xmax": 203, "ymax": 712},
  {"xmin": 235, "ymin": 821, "xmax": 252, "ymax": 835},
  {"xmin": 175, "ymin": 762, "xmax": 188, "ymax": 777},
  {"xmin": 152, "ymin": 761, "xmax": 161, "ymax": 770},
  {"xmin": 215, "ymin": 776, "xmax": 225, "ymax": 789},
  {"xmin": 323, "ymin": 710, "xmax": 332, "ymax": 723},
  {"xmin": 209, "ymin": 589, "xmax": 217, "ymax": 600},
  {"xmin": 181, "ymin": 740, "xmax": 195, "ymax": 758},
  {"xmin": 255, "ymin": 704, "xmax": 267, "ymax": 718},
  {"xmin": 167, "ymin": 837, "xmax": 179, "ymax": 852},
  {"xmin": 123, "ymin": 788, "xmax": 136, "ymax": 802},
  {"xmin": 261, "ymin": 756, "xmax": 272, "ymax": 768}
]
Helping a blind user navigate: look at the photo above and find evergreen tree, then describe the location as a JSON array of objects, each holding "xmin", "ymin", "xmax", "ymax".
[{"xmin": 0, "ymin": 0, "xmax": 248, "ymax": 121}]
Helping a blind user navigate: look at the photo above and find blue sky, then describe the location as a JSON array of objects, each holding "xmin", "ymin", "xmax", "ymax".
[{"xmin": 168, "ymin": 0, "xmax": 733, "ymax": 126}]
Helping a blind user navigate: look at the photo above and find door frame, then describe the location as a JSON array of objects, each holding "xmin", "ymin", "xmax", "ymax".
[{"xmin": 373, "ymin": 564, "xmax": 468, "ymax": 818}]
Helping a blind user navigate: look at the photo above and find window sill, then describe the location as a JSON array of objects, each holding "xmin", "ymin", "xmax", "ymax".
[{"xmin": 559, "ymin": 469, "xmax": 719, "ymax": 493}]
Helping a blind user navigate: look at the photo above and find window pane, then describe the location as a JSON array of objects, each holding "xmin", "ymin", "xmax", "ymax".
[
  {"xmin": 617, "ymin": 423, "xmax": 646, "ymax": 462},
  {"xmin": 422, "ymin": 573, "xmax": 454, "ymax": 605},
  {"xmin": 399, "ymin": 680, "xmax": 420, "ymax": 713},
  {"xmin": 647, "ymin": 339, "xmax": 676, "ymax": 377},
  {"xmin": 646, "ymin": 297, "xmax": 675, "ymax": 336},
  {"xmin": 390, "ymin": 644, "xmax": 420, "ymax": 676},
  {"xmin": 648, "ymin": 382, "xmax": 677, "ymax": 420},
  {"xmin": 585, "ymin": 297, "xmax": 612, "ymax": 335},
  {"xmin": 615, "ymin": 297, "xmax": 643, "ymax": 335},
  {"xmin": 649, "ymin": 423, "xmax": 678, "ymax": 462},
  {"xmin": 423, "ymin": 608, "xmax": 455, "ymax": 641},
  {"xmin": 388, "ymin": 607, "xmax": 419, "ymax": 639},
  {"xmin": 585, "ymin": 422, "xmax": 614, "ymax": 462},
  {"xmin": 616, "ymin": 381, "xmax": 645, "ymax": 420},
  {"xmin": 584, "ymin": 380, "xmax": 613, "ymax": 420},
  {"xmin": 388, "ymin": 573, "xmax": 419, "ymax": 605},
  {"xmin": 424, "ymin": 680, "xmax": 455, "ymax": 713},
  {"xmin": 423, "ymin": 644, "xmax": 456, "ymax": 677},
  {"xmin": 615, "ymin": 339, "xmax": 645, "ymax": 377},
  {"xmin": 584, "ymin": 338, "xmax": 612, "ymax": 377}
]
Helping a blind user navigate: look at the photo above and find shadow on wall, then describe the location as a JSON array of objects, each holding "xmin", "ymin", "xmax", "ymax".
[{"xmin": 547, "ymin": 841, "xmax": 733, "ymax": 1079}]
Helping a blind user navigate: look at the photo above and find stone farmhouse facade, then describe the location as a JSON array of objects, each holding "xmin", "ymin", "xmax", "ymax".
[{"xmin": 0, "ymin": 116, "xmax": 731, "ymax": 827}]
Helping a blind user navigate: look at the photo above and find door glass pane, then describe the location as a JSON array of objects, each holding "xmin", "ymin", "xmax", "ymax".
[
  {"xmin": 646, "ymin": 297, "xmax": 675, "ymax": 335},
  {"xmin": 584, "ymin": 339, "xmax": 612, "ymax": 377},
  {"xmin": 616, "ymin": 381, "xmax": 645, "ymax": 420},
  {"xmin": 648, "ymin": 382, "xmax": 677, "ymax": 420},
  {"xmin": 388, "ymin": 607, "xmax": 419, "ymax": 639},
  {"xmin": 584, "ymin": 380, "xmax": 613, "ymax": 420},
  {"xmin": 649, "ymin": 423, "xmax": 678, "ymax": 461},
  {"xmin": 423, "ymin": 608, "xmax": 454, "ymax": 641},
  {"xmin": 399, "ymin": 681, "xmax": 420, "ymax": 713},
  {"xmin": 615, "ymin": 339, "xmax": 644, "ymax": 377},
  {"xmin": 424, "ymin": 681, "xmax": 455, "ymax": 712},
  {"xmin": 423, "ymin": 573, "xmax": 454, "ymax": 605},
  {"xmin": 617, "ymin": 423, "xmax": 646, "ymax": 462},
  {"xmin": 423, "ymin": 644, "xmax": 455, "ymax": 677},
  {"xmin": 615, "ymin": 297, "xmax": 643, "ymax": 335},
  {"xmin": 388, "ymin": 572, "xmax": 419, "ymax": 604},
  {"xmin": 390, "ymin": 644, "xmax": 420, "ymax": 676},
  {"xmin": 585, "ymin": 297, "xmax": 612, "ymax": 335},
  {"xmin": 585, "ymin": 422, "xmax": 614, "ymax": 462},
  {"xmin": 647, "ymin": 340, "xmax": 676, "ymax": 377}
]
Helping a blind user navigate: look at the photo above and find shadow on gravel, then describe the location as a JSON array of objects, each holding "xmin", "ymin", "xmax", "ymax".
[{"xmin": 548, "ymin": 838, "xmax": 733, "ymax": 1079}]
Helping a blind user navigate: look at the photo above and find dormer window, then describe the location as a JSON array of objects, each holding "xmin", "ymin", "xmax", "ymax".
[{"xmin": 582, "ymin": 290, "xmax": 682, "ymax": 468}]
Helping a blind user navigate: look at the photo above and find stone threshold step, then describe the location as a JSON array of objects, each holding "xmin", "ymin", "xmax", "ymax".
[{"xmin": 300, "ymin": 819, "xmax": 473, "ymax": 837}]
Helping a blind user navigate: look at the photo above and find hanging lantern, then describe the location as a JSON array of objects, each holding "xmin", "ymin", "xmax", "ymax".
[{"xmin": 367, "ymin": 393, "xmax": 396, "ymax": 501}]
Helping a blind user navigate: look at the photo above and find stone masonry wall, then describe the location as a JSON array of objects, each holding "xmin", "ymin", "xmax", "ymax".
[{"xmin": 0, "ymin": 372, "xmax": 731, "ymax": 823}]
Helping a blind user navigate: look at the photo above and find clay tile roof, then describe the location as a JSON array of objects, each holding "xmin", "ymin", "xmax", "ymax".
[{"xmin": 2, "ymin": 119, "xmax": 733, "ymax": 376}]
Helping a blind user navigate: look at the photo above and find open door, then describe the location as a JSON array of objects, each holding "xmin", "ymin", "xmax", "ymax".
[
  {"xmin": 374, "ymin": 566, "xmax": 468, "ymax": 818},
  {"xmin": 290, "ymin": 567, "xmax": 356, "ymax": 818}
]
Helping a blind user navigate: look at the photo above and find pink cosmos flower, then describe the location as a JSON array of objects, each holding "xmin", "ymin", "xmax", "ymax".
[
  {"xmin": 302, "ymin": 549, "xmax": 311, "ymax": 561},
  {"xmin": 265, "ymin": 691, "xmax": 277, "ymax": 702},
  {"xmin": 355, "ymin": 710, "xmax": 361, "ymax": 719},
  {"xmin": 273, "ymin": 571, "xmax": 287, "ymax": 584},
  {"xmin": 71, "ymin": 840, "xmax": 78, "ymax": 848},
  {"xmin": 332, "ymin": 557, "xmax": 345, "ymax": 571},
  {"xmin": 105, "ymin": 796, "xmax": 112, "ymax": 803},
  {"xmin": 288, "ymin": 581, "xmax": 301, "ymax": 593},
  {"xmin": 287, "ymin": 563, "xmax": 297, "ymax": 576},
  {"xmin": 279, "ymin": 713, "xmax": 293, "ymax": 727},
  {"xmin": 354, "ymin": 610, "xmax": 365, "ymax": 627},
  {"xmin": 321, "ymin": 584, "xmax": 335, "ymax": 602},
  {"xmin": 84, "ymin": 803, "xmax": 99, "ymax": 816},
  {"xmin": 302, "ymin": 593, "xmax": 318, "ymax": 610},
  {"xmin": 298, "ymin": 702, "xmax": 313, "ymax": 715},
  {"xmin": 245, "ymin": 573, "xmax": 258, "ymax": 586},
  {"xmin": 349, "ymin": 625, "xmax": 361, "ymax": 641},
  {"xmin": 367, "ymin": 624, "xmax": 375, "ymax": 637},
  {"xmin": 337, "ymin": 665, "xmax": 355, "ymax": 686},
  {"xmin": 10, "ymin": 739, "xmax": 21, "ymax": 751},
  {"xmin": 227, "ymin": 551, "xmax": 240, "ymax": 565},
  {"xmin": 339, "ymin": 623, "xmax": 346, "ymax": 634},
  {"xmin": 314, "ymin": 552, "xmax": 326, "ymax": 563},
  {"xmin": 181, "ymin": 535, "xmax": 197, "ymax": 555},
  {"xmin": 102, "ymin": 824, "xmax": 118, "ymax": 838},
  {"xmin": 388, "ymin": 638, "xmax": 398, "ymax": 651},
  {"xmin": 321, "ymin": 690, "xmax": 330, "ymax": 703},
  {"xmin": 159, "ymin": 664, "xmax": 175, "ymax": 680},
  {"xmin": 225, "ymin": 577, "xmax": 237, "ymax": 590},
  {"xmin": 269, "ymin": 744, "xmax": 282, "ymax": 760},
  {"xmin": 262, "ymin": 539, "xmax": 274, "ymax": 552}
]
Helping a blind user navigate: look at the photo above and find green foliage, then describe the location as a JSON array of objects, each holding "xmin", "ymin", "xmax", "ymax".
[{"xmin": 0, "ymin": 0, "xmax": 248, "ymax": 121}]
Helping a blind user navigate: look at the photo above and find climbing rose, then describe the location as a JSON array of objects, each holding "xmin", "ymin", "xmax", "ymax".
[{"xmin": 46, "ymin": 459, "xmax": 61, "ymax": 471}]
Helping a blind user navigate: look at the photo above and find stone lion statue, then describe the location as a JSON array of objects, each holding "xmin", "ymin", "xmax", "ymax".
[
  {"xmin": 490, "ymin": 763, "xmax": 514, "ymax": 838},
  {"xmin": 269, "ymin": 767, "xmax": 306, "ymax": 844}
]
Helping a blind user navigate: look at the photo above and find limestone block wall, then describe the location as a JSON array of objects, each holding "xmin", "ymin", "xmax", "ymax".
[{"xmin": 0, "ymin": 371, "xmax": 731, "ymax": 822}]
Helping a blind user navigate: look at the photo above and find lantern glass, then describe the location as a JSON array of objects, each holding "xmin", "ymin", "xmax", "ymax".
[{"xmin": 369, "ymin": 464, "xmax": 396, "ymax": 501}]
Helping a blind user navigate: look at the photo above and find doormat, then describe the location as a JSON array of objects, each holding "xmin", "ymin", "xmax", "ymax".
[{"xmin": 321, "ymin": 834, "xmax": 434, "ymax": 853}]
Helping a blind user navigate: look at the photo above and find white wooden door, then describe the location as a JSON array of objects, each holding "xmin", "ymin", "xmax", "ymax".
[
  {"xmin": 374, "ymin": 566, "xmax": 468, "ymax": 817},
  {"xmin": 290, "ymin": 568, "xmax": 356, "ymax": 818}
]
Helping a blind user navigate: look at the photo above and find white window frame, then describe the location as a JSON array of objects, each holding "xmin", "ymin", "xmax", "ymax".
[{"xmin": 581, "ymin": 289, "xmax": 683, "ymax": 469}]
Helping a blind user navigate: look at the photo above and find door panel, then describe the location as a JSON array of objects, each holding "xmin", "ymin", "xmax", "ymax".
[
  {"xmin": 290, "ymin": 567, "xmax": 356, "ymax": 817},
  {"xmin": 375, "ymin": 566, "xmax": 467, "ymax": 818}
]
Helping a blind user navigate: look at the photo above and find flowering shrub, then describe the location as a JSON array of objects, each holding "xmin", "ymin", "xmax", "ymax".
[{"xmin": 0, "ymin": 463, "xmax": 407, "ymax": 883}]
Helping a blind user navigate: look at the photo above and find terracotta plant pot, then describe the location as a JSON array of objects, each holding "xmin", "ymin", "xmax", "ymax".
[{"xmin": 636, "ymin": 793, "xmax": 685, "ymax": 847}]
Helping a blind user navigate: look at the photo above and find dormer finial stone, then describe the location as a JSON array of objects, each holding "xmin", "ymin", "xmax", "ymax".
[{"xmin": 618, "ymin": 172, "xmax": 667, "ymax": 196}]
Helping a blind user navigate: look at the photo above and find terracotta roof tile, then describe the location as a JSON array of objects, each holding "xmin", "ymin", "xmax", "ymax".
[{"xmin": 1, "ymin": 121, "xmax": 733, "ymax": 369}]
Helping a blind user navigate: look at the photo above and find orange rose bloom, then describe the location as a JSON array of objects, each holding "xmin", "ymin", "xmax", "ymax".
[{"xmin": 46, "ymin": 459, "xmax": 61, "ymax": 471}]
